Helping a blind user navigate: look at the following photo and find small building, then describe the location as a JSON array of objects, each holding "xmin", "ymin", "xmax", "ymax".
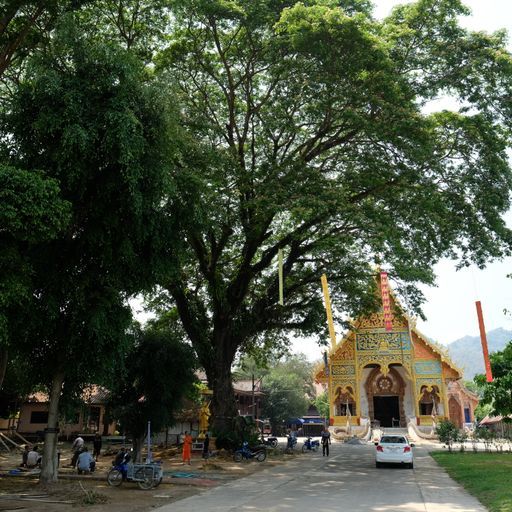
[
  {"xmin": 479, "ymin": 415, "xmax": 512, "ymax": 436},
  {"xmin": 233, "ymin": 379, "xmax": 264, "ymax": 419},
  {"xmin": 17, "ymin": 386, "xmax": 116, "ymax": 439}
]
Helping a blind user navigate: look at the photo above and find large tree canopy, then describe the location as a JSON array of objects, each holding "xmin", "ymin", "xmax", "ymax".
[
  {"xmin": 0, "ymin": 23, "xmax": 179, "ymax": 481},
  {"xmin": 0, "ymin": 165, "xmax": 71, "ymax": 388},
  {"xmin": 152, "ymin": 0, "xmax": 512, "ymax": 433}
]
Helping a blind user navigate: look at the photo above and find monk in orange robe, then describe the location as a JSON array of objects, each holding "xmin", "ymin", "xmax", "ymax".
[{"xmin": 182, "ymin": 431, "xmax": 193, "ymax": 464}]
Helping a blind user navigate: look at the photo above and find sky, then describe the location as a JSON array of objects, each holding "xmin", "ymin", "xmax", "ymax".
[{"xmin": 291, "ymin": 0, "xmax": 512, "ymax": 360}]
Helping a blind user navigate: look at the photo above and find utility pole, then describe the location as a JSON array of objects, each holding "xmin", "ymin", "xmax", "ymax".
[
  {"xmin": 252, "ymin": 373, "xmax": 256, "ymax": 420},
  {"xmin": 252, "ymin": 373, "xmax": 263, "ymax": 420}
]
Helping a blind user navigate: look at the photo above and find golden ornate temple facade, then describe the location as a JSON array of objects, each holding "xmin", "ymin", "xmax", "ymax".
[{"xmin": 315, "ymin": 293, "xmax": 478, "ymax": 433}]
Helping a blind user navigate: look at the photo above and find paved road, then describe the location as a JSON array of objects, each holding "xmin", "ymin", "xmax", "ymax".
[{"xmin": 155, "ymin": 442, "xmax": 487, "ymax": 512}]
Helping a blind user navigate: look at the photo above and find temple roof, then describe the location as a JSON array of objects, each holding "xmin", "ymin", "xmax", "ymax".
[{"xmin": 315, "ymin": 279, "xmax": 463, "ymax": 380}]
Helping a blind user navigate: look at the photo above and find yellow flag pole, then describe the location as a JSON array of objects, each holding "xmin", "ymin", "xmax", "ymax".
[
  {"xmin": 278, "ymin": 249, "xmax": 284, "ymax": 306},
  {"xmin": 321, "ymin": 274, "xmax": 336, "ymax": 349}
]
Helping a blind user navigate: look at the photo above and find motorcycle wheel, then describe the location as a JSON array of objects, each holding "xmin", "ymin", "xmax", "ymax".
[
  {"xmin": 107, "ymin": 468, "xmax": 123, "ymax": 487},
  {"xmin": 233, "ymin": 452, "xmax": 243, "ymax": 462},
  {"xmin": 256, "ymin": 451, "xmax": 266, "ymax": 462},
  {"xmin": 270, "ymin": 439, "xmax": 278, "ymax": 448},
  {"xmin": 301, "ymin": 445, "xmax": 307, "ymax": 453},
  {"xmin": 313, "ymin": 445, "xmax": 318, "ymax": 451}
]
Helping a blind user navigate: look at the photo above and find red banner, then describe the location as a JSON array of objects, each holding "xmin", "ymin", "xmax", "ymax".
[{"xmin": 380, "ymin": 272, "xmax": 393, "ymax": 332}]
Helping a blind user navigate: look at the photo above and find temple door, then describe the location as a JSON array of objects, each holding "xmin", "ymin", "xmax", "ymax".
[{"xmin": 448, "ymin": 396, "xmax": 463, "ymax": 428}]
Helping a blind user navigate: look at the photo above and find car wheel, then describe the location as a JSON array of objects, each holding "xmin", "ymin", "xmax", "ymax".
[{"xmin": 270, "ymin": 440, "xmax": 278, "ymax": 448}]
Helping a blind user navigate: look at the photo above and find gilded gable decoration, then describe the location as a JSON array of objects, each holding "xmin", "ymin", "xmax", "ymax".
[
  {"xmin": 331, "ymin": 364, "xmax": 356, "ymax": 376},
  {"xmin": 331, "ymin": 336, "xmax": 355, "ymax": 362},
  {"xmin": 356, "ymin": 332, "xmax": 411, "ymax": 351}
]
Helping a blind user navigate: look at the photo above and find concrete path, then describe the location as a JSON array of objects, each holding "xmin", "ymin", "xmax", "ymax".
[{"xmin": 155, "ymin": 443, "xmax": 487, "ymax": 512}]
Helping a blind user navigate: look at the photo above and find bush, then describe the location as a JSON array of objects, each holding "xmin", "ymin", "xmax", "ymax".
[
  {"xmin": 436, "ymin": 419, "xmax": 459, "ymax": 452},
  {"xmin": 212, "ymin": 416, "xmax": 261, "ymax": 450}
]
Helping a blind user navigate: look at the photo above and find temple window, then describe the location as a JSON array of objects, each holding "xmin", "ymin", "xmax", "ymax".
[
  {"xmin": 419, "ymin": 386, "xmax": 440, "ymax": 415},
  {"xmin": 334, "ymin": 387, "xmax": 356, "ymax": 416}
]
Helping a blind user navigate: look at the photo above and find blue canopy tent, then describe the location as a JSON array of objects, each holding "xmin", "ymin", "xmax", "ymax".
[{"xmin": 285, "ymin": 418, "xmax": 304, "ymax": 427}]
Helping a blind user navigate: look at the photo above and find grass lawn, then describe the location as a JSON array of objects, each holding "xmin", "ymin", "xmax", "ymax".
[{"xmin": 431, "ymin": 451, "xmax": 512, "ymax": 512}]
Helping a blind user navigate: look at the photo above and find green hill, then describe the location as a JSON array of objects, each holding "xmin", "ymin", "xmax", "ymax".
[{"xmin": 446, "ymin": 328, "xmax": 512, "ymax": 380}]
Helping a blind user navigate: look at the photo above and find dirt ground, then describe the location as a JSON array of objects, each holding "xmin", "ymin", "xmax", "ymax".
[{"xmin": 0, "ymin": 441, "xmax": 297, "ymax": 512}]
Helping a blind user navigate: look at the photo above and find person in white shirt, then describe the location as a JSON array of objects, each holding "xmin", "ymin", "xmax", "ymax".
[
  {"xmin": 77, "ymin": 447, "xmax": 95, "ymax": 474},
  {"xmin": 26, "ymin": 445, "xmax": 41, "ymax": 468},
  {"xmin": 71, "ymin": 436, "xmax": 85, "ymax": 467},
  {"xmin": 72, "ymin": 436, "xmax": 84, "ymax": 451}
]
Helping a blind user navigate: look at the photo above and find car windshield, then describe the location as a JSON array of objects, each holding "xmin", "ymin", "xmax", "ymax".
[{"xmin": 380, "ymin": 436, "xmax": 407, "ymax": 444}]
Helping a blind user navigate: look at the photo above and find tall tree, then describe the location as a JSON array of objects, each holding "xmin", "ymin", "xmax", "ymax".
[
  {"xmin": 109, "ymin": 322, "xmax": 197, "ymax": 462},
  {"xmin": 475, "ymin": 341, "xmax": 512, "ymax": 419},
  {"xmin": 0, "ymin": 165, "xmax": 70, "ymax": 389},
  {"xmin": 260, "ymin": 355, "xmax": 313, "ymax": 433},
  {"xmin": 1, "ymin": 24, "xmax": 178, "ymax": 482},
  {"xmin": 153, "ymin": 0, "xmax": 512, "ymax": 434}
]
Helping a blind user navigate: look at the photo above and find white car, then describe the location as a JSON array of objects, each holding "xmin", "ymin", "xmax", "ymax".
[{"xmin": 375, "ymin": 435, "xmax": 414, "ymax": 469}]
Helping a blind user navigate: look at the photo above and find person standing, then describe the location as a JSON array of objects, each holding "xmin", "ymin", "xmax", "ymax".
[
  {"xmin": 182, "ymin": 431, "xmax": 193, "ymax": 465},
  {"xmin": 21, "ymin": 444, "xmax": 30, "ymax": 467},
  {"xmin": 93, "ymin": 433, "xmax": 102, "ymax": 461},
  {"xmin": 321, "ymin": 427, "xmax": 331, "ymax": 457}
]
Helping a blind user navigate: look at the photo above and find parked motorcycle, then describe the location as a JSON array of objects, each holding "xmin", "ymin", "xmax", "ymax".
[
  {"xmin": 262, "ymin": 436, "xmax": 278, "ymax": 448},
  {"xmin": 302, "ymin": 437, "xmax": 320, "ymax": 452},
  {"xmin": 233, "ymin": 441, "xmax": 267, "ymax": 462}
]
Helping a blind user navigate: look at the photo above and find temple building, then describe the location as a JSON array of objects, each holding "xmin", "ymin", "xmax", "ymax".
[{"xmin": 315, "ymin": 286, "xmax": 478, "ymax": 435}]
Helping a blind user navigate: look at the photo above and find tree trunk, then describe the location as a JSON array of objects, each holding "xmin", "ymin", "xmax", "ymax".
[
  {"xmin": 132, "ymin": 434, "xmax": 145, "ymax": 463},
  {"xmin": 209, "ymin": 364, "xmax": 239, "ymax": 434},
  {"xmin": 0, "ymin": 347, "xmax": 8, "ymax": 390},
  {"xmin": 40, "ymin": 372, "xmax": 65, "ymax": 485}
]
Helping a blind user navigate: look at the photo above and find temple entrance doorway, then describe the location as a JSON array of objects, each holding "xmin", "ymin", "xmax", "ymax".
[
  {"xmin": 366, "ymin": 366, "xmax": 407, "ymax": 427},
  {"xmin": 373, "ymin": 396, "xmax": 400, "ymax": 427}
]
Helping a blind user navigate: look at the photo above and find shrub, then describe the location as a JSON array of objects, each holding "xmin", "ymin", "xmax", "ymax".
[{"xmin": 436, "ymin": 419, "xmax": 459, "ymax": 452}]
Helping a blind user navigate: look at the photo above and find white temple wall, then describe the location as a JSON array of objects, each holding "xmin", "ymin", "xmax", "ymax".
[
  {"xmin": 394, "ymin": 366, "xmax": 415, "ymax": 418},
  {"xmin": 358, "ymin": 367, "xmax": 373, "ymax": 417}
]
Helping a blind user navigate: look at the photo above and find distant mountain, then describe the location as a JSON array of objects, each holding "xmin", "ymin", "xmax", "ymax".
[{"xmin": 445, "ymin": 328, "xmax": 512, "ymax": 380}]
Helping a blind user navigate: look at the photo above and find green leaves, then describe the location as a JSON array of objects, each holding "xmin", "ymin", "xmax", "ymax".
[
  {"xmin": 260, "ymin": 354, "xmax": 313, "ymax": 427},
  {"xmin": 109, "ymin": 323, "xmax": 198, "ymax": 440},
  {"xmin": 0, "ymin": 165, "xmax": 70, "ymax": 242},
  {"xmin": 475, "ymin": 342, "xmax": 512, "ymax": 418},
  {"xmin": 150, "ymin": 2, "xmax": 512, "ymax": 433},
  {"xmin": 0, "ymin": 25, "xmax": 182, "ymax": 409}
]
